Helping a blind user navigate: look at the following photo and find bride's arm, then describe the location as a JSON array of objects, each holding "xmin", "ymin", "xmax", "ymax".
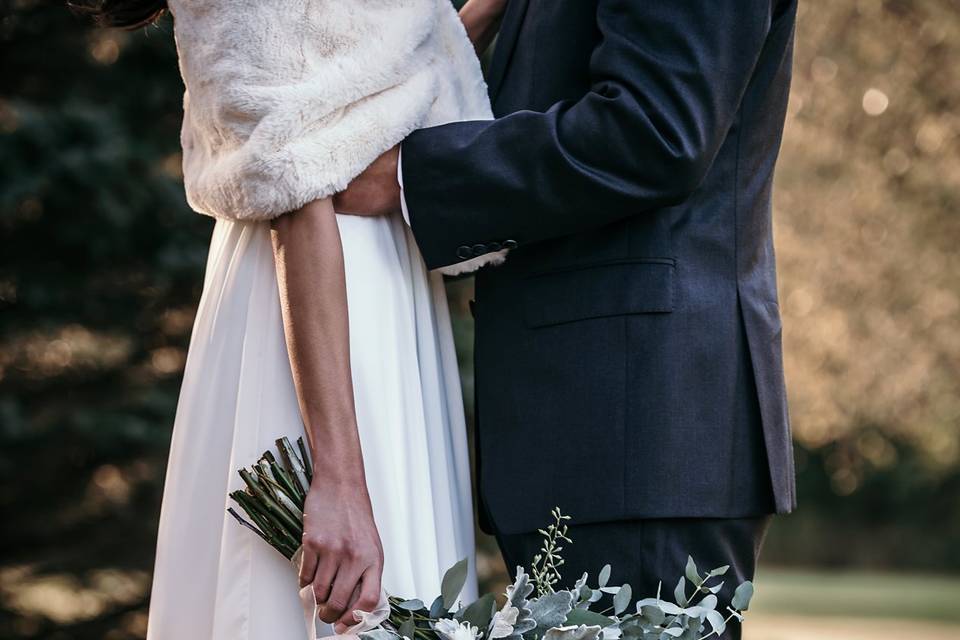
[
  {"xmin": 459, "ymin": 0, "xmax": 508, "ymax": 55},
  {"xmin": 270, "ymin": 199, "xmax": 383, "ymax": 630}
]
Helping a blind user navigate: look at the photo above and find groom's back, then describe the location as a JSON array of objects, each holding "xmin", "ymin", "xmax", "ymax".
[{"xmin": 470, "ymin": 0, "xmax": 797, "ymax": 535}]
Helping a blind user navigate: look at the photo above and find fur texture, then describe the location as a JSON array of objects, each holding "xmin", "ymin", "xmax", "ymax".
[{"xmin": 170, "ymin": 0, "xmax": 502, "ymax": 273}]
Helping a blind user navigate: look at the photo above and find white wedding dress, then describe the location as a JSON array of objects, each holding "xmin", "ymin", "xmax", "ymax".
[
  {"xmin": 145, "ymin": 1, "xmax": 494, "ymax": 637},
  {"xmin": 146, "ymin": 212, "xmax": 479, "ymax": 639}
]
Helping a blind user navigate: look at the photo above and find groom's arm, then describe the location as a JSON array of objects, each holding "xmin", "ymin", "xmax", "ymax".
[{"xmin": 402, "ymin": 0, "xmax": 781, "ymax": 270}]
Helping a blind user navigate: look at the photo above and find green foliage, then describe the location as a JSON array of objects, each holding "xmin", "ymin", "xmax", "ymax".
[
  {"xmin": 459, "ymin": 593, "xmax": 496, "ymax": 631},
  {"xmin": 442, "ymin": 558, "xmax": 471, "ymax": 610},
  {"xmin": 235, "ymin": 493, "xmax": 755, "ymax": 640},
  {"xmin": 531, "ymin": 508, "xmax": 573, "ymax": 596}
]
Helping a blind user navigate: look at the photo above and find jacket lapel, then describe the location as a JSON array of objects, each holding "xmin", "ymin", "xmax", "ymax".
[{"xmin": 485, "ymin": 0, "xmax": 531, "ymax": 104}]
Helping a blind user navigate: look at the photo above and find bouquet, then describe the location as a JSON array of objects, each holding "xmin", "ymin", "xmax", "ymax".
[{"xmin": 228, "ymin": 438, "xmax": 755, "ymax": 640}]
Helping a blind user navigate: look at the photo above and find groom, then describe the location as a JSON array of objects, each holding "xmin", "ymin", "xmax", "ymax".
[{"xmin": 338, "ymin": 0, "xmax": 797, "ymax": 630}]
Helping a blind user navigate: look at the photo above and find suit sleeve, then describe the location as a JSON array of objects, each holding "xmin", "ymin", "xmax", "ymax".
[{"xmin": 402, "ymin": 0, "xmax": 776, "ymax": 269}]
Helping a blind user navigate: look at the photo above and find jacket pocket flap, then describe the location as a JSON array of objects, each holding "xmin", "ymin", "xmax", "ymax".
[{"xmin": 523, "ymin": 259, "xmax": 676, "ymax": 328}]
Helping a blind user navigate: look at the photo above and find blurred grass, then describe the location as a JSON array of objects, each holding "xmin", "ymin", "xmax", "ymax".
[
  {"xmin": 751, "ymin": 568, "xmax": 960, "ymax": 623},
  {"xmin": 745, "ymin": 615, "xmax": 960, "ymax": 640},
  {"xmin": 743, "ymin": 569, "xmax": 960, "ymax": 640}
]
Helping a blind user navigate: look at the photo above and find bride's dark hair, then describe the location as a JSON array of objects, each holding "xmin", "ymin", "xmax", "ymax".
[{"xmin": 70, "ymin": 0, "xmax": 168, "ymax": 29}]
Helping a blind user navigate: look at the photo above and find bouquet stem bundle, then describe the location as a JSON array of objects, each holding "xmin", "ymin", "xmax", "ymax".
[
  {"xmin": 227, "ymin": 437, "xmax": 446, "ymax": 635},
  {"xmin": 227, "ymin": 436, "xmax": 313, "ymax": 560}
]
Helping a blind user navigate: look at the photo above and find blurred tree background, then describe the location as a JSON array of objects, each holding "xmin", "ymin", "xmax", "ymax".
[{"xmin": 1, "ymin": 1, "xmax": 958, "ymax": 639}]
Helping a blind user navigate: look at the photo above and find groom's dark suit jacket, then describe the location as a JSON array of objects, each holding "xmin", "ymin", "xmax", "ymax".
[{"xmin": 404, "ymin": 0, "xmax": 798, "ymax": 535}]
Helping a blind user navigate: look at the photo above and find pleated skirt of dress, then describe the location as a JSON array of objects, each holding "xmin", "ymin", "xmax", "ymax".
[{"xmin": 145, "ymin": 212, "xmax": 477, "ymax": 640}]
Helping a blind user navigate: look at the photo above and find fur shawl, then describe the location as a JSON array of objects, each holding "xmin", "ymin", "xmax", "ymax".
[{"xmin": 169, "ymin": 0, "xmax": 493, "ymax": 223}]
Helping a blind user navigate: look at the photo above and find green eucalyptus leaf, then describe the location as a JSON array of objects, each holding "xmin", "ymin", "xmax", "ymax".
[
  {"xmin": 618, "ymin": 619, "xmax": 646, "ymax": 640},
  {"xmin": 705, "ymin": 610, "xmax": 726, "ymax": 636},
  {"xmin": 681, "ymin": 605, "xmax": 707, "ymax": 621},
  {"xmin": 673, "ymin": 577, "xmax": 687, "ymax": 607},
  {"xmin": 684, "ymin": 557, "xmax": 699, "ymax": 585},
  {"xmin": 598, "ymin": 565, "xmax": 612, "ymax": 588},
  {"xmin": 636, "ymin": 598, "xmax": 682, "ymax": 616},
  {"xmin": 625, "ymin": 626, "xmax": 650, "ymax": 640},
  {"xmin": 613, "ymin": 583, "xmax": 632, "ymax": 615},
  {"xmin": 639, "ymin": 604, "xmax": 665, "ymax": 626},
  {"xmin": 397, "ymin": 599, "xmax": 425, "ymax": 611},
  {"xmin": 430, "ymin": 595, "xmax": 447, "ymax": 618},
  {"xmin": 678, "ymin": 627, "xmax": 699, "ymax": 640},
  {"xmin": 708, "ymin": 566, "xmax": 729, "ymax": 578},
  {"xmin": 565, "ymin": 608, "xmax": 615, "ymax": 628},
  {"xmin": 441, "ymin": 558, "xmax": 469, "ymax": 610},
  {"xmin": 731, "ymin": 582, "xmax": 754, "ymax": 611},
  {"xmin": 460, "ymin": 593, "xmax": 496, "ymax": 630},
  {"xmin": 697, "ymin": 595, "xmax": 718, "ymax": 612},
  {"xmin": 399, "ymin": 615, "xmax": 416, "ymax": 640}
]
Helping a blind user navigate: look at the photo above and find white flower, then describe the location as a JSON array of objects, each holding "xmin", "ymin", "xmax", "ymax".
[
  {"xmin": 435, "ymin": 618, "xmax": 480, "ymax": 640},
  {"xmin": 489, "ymin": 603, "xmax": 519, "ymax": 639}
]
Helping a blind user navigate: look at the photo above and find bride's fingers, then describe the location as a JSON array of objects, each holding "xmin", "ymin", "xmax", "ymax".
[
  {"xmin": 335, "ymin": 566, "xmax": 382, "ymax": 630},
  {"xmin": 298, "ymin": 549, "xmax": 318, "ymax": 588},
  {"xmin": 319, "ymin": 563, "xmax": 363, "ymax": 624},
  {"xmin": 311, "ymin": 555, "xmax": 338, "ymax": 606},
  {"xmin": 332, "ymin": 583, "xmax": 363, "ymax": 633}
]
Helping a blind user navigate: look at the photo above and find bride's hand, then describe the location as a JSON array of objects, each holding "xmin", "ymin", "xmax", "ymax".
[
  {"xmin": 460, "ymin": 0, "xmax": 509, "ymax": 55},
  {"xmin": 271, "ymin": 201, "xmax": 383, "ymax": 629},
  {"xmin": 333, "ymin": 146, "xmax": 400, "ymax": 217},
  {"xmin": 299, "ymin": 480, "xmax": 384, "ymax": 630}
]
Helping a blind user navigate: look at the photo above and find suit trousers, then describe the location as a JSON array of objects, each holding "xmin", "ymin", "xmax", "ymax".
[{"xmin": 494, "ymin": 516, "xmax": 772, "ymax": 640}]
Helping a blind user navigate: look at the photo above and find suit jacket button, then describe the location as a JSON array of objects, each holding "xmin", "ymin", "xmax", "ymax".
[
  {"xmin": 488, "ymin": 241, "xmax": 502, "ymax": 252},
  {"xmin": 456, "ymin": 245, "xmax": 473, "ymax": 259},
  {"xmin": 472, "ymin": 243, "xmax": 488, "ymax": 256},
  {"xmin": 503, "ymin": 239, "xmax": 518, "ymax": 249}
]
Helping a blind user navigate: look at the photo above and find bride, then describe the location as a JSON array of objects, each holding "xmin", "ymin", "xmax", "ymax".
[{"xmin": 79, "ymin": 0, "xmax": 507, "ymax": 638}]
